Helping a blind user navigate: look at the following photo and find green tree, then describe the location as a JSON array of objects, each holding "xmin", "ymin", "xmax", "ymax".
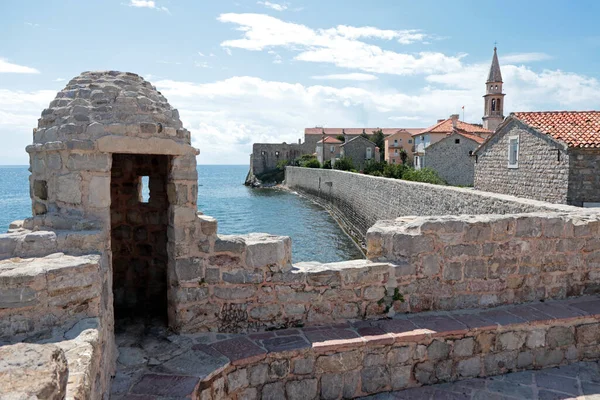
[
  {"xmin": 399, "ymin": 148, "xmax": 408, "ymax": 165},
  {"xmin": 363, "ymin": 160, "xmax": 386, "ymax": 176},
  {"xmin": 402, "ymin": 167, "xmax": 446, "ymax": 185},
  {"xmin": 336, "ymin": 135, "xmax": 345, "ymax": 143},
  {"xmin": 370, "ymin": 129, "xmax": 386, "ymax": 160},
  {"xmin": 304, "ymin": 158, "xmax": 321, "ymax": 168},
  {"xmin": 322, "ymin": 160, "xmax": 332, "ymax": 169},
  {"xmin": 334, "ymin": 156, "xmax": 355, "ymax": 171}
]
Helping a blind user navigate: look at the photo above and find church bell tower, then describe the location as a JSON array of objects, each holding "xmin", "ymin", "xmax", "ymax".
[{"xmin": 482, "ymin": 47, "xmax": 505, "ymax": 131}]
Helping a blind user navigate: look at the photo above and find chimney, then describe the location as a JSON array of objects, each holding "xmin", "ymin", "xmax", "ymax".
[
  {"xmin": 298, "ymin": 138, "xmax": 301, "ymax": 145},
  {"xmin": 450, "ymin": 114, "xmax": 459, "ymax": 128},
  {"xmin": 437, "ymin": 119, "xmax": 444, "ymax": 123}
]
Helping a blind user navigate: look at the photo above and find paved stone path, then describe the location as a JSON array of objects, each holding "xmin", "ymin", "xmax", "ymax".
[
  {"xmin": 361, "ymin": 361, "xmax": 600, "ymax": 400},
  {"xmin": 109, "ymin": 318, "xmax": 239, "ymax": 399}
]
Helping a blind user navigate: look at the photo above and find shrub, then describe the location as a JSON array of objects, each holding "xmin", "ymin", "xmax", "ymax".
[
  {"xmin": 363, "ymin": 160, "xmax": 386, "ymax": 176},
  {"xmin": 276, "ymin": 159, "xmax": 290, "ymax": 170},
  {"xmin": 399, "ymin": 148, "xmax": 408, "ymax": 165},
  {"xmin": 402, "ymin": 167, "xmax": 446, "ymax": 185},
  {"xmin": 322, "ymin": 160, "xmax": 332, "ymax": 169},
  {"xmin": 334, "ymin": 156, "xmax": 355, "ymax": 171},
  {"xmin": 383, "ymin": 163, "xmax": 408, "ymax": 179},
  {"xmin": 303, "ymin": 158, "xmax": 321, "ymax": 168},
  {"xmin": 336, "ymin": 135, "xmax": 345, "ymax": 143}
]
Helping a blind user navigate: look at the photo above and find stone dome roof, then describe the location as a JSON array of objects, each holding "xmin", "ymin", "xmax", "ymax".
[{"xmin": 34, "ymin": 71, "xmax": 189, "ymax": 144}]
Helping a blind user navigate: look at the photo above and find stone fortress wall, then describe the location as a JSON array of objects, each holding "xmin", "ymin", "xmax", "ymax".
[
  {"xmin": 284, "ymin": 166, "xmax": 575, "ymax": 238},
  {"xmin": 3, "ymin": 72, "xmax": 600, "ymax": 399}
]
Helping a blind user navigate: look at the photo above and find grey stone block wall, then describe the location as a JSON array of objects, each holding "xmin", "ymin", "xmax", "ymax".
[
  {"xmin": 251, "ymin": 143, "xmax": 308, "ymax": 176},
  {"xmin": 474, "ymin": 120, "xmax": 570, "ymax": 204},
  {"xmin": 285, "ymin": 167, "xmax": 573, "ymax": 237},
  {"xmin": 424, "ymin": 133, "xmax": 478, "ymax": 186},
  {"xmin": 568, "ymin": 149, "xmax": 600, "ymax": 206}
]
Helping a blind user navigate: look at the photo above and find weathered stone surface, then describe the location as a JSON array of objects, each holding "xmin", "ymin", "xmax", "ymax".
[
  {"xmin": 0, "ymin": 343, "xmax": 68, "ymax": 400},
  {"xmin": 316, "ymin": 351, "xmax": 362, "ymax": 373},
  {"xmin": 286, "ymin": 379, "xmax": 317, "ymax": 400}
]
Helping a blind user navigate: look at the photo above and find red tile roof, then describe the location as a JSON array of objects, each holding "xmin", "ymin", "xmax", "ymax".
[
  {"xmin": 317, "ymin": 136, "xmax": 343, "ymax": 144},
  {"xmin": 415, "ymin": 119, "xmax": 491, "ymax": 136},
  {"xmin": 305, "ymin": 128, "xmax": 423, "ymax": 136},
  {"xmin": 455, "ymin": 129, "xmax": 486, "ymax": 144},
  {"xmin": 512, "ymin": 111, "xmax": 600, "ymax": 148}
]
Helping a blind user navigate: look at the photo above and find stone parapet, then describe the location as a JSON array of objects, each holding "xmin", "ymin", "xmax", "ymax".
[
  {"xmin": 367, "ymin": 212, "xmax": 600, "ymax": 313},
  {"xmin": 285, "ymin": 167, "xmax": 577, "ymax": 237},
  {"xmin": 192, "ymin": 296, "xmax": 600, "ymax": 399}
]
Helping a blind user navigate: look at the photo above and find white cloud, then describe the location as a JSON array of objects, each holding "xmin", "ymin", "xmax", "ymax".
[
  {"xmin": 257, "ymin": 1, "xmax": 288, "ymax": 11},
  {"xmin": 24, "ymin": 22, "xmax": 39, "ymax": 27},
  {"xmin": 195, "ymin": 61, "xmax": 210, "ymax": 68},
  {"xmin": 0, "ymin": 89, "xmax": 56, "ymax": 164},
  {"xmin": 217, "ymin": 13, "xmax": 462, "ymax": 75},
  {"xmin": 53, "ymin": 78, "xmax": 65, "ymax": 82},
  {"xmin": 198, "ymin": 52, "xmax": 205, "ymax": 56},
  {"xmin": 127, "ymin": 0, "xmax": 169, "ymax": 13},
  {"xmin": 157, "ymin": 60, "xmax": 182, "ymax": 65},
  {"xmin": 388, "ymin": 116, "xmax": 422, "ymax": 121},
  {"xmin": 311, "ymin": 73, "xmax": 378, "ymax": 81},
  {"xmin": 224, "ymin": 48, "xmax": 232, "ymax": 56},
  {"xmin": 0, "ymin": 59, "xmax": 39, "ymax": 74},
  {"xmin": 500, "ymin": 52, "xmax": 552, "ymax": 63}
]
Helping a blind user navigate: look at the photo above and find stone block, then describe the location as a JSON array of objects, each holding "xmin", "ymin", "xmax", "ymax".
[
  {"xmin": 249, "ymin": 304, "xmax": 281, "ymax": 320},
  {"xmin": 388, "ymin": 346, "xmax": 412, "ymax": 365},
  {"xmin": 497, "ymin": 331, "xmax": 526, "ymax": 351},
  {"xmin": 390, "ymin": 365, "xmax": 412, "ymax": 390},
  {"xmin": 534, "ymin": 348, "xmax": 564, "ymax": 367},
  {"xmin": 286, "ymin": 379, "xmax": 317, "ymax": 400},
  {"xmin": 174, "ymin": 258, "xmax": 204, "ymax": 282},
  {"xmin": 517, "ymin": 351, "xmax": 534, "ymax": 368},
  {"xmin": 484, "ymin": 351, "xmax": 517, "ymax": 375},
  {"xmin": 214, "ymin": 236, "xmax": 245, "ymax": 254},
  {"xmin": 421, "ymin": 254, "xmax": 441, "ymax": 276},
  {"xmin": 213, "ymin": 286, "xmax": 257, "ymax": 300},
  {"xmin": 435, "ymin": 359, "xmax": 453, "ymax": 381},
  {"xmin": 67, "ymin": 154, "xmax": 110, "ymax": 171},
  {"xmin": 0, "ymin": 287, "xmax": 38, "ymax": 309},
  {"xmin": 316, "ymin": 351, "xmax": 362, "ymax": 373},
  {"xmin": 456, "ymin": 356, "xmax": 480, "ymax": 378},
  {"xmin": 269, "ymin": 359, "xmax": 290, "ymax": 379},
  {"xmin": 427, "ymin": 340, "xmax": 450, "ymax": 360},
  {"xmin": 576, "ymin": 323, "xmax": 600, "ymax": 345},
  {"xmin": 88, "ymin": 175, "xmax": 110, "ymax": 208},
  {"xmin": 0, "ymin": 343, "xmax": 68, "ymax": 399},
  {"xmin": 414, "ymin": 361, "xmax": 434, "ymax": 384},
  {"xmin": 320, "ymin": 373, "xmax": 343, "ymax": 400},
  {"xmin": 261, "ymin": 382, "xmax": 285, "ymax": 400},
  {"xmin": 57, "ymin": 173, "xmax": 82, "ymax": 204},
  {"xmin": 227, "ymin": 369, "xmax": 248, "ymax": 393},
  {"xmin": 293, "ymin": 358, "xmax": 314, "ymax": 375},
  {"xmin": 245, "ymin": 234, "xmax": 291, "ymax": 272},
  {"xmin": 546, "ymin": 326, "xmax": 575, "ymax": 348},
  {"xmin": 198, "ymin": 215, "xmax": 218, "ymax": 236},
  {"xmin": 361, "ymin": 365, "xmax": 390, "ymax": 394},
  {"xmin": 442, "ymin": 262, "xmax": 462, "ymax": 281},
  {"xmin": 223, "ymin": 270, "xmax": 264, "ymax": 284},
  {"xmin": 453, "ymin": 338, "xmax": 475, "ymax": 357},
  {"xmin": 248, "ymin": 363, "xmax": 268, "ymax": 386},
  {"xmin": 526, "ymin": 330, "xmax": 546, "ymax": 349}
]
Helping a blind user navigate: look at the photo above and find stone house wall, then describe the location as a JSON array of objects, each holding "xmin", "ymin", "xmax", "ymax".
[
  {"xmin": 424, "ymin": 133, "xmax": 478, "ymax": 186},
  {"xmin": 474, "ymin": 120, "xmax": 570, "ymax": 204},
  {"xmin": 567, "ymin": 148, "xmax": 600, "ymax": 206},
  {"xmin": 250, "ymin": 143, "xmax": 308, "ymax": 176},
  {"xmin": 285, "ymin": 167, "xmax": 572, "ymax": 238},
  {"xmin": 341, "ymin": 137, "xmax": 380, "ymax": 171}
]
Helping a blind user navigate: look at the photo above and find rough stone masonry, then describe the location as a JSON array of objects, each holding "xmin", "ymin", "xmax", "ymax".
[{"xmin": 2, "ymin": 71, "xmax": 600, "ymax": 399}]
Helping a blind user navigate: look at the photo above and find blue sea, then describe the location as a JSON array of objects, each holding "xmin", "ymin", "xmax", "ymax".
[{"xmin": 0, "ymin": 165, "xmax": 363, "ymax": 263}]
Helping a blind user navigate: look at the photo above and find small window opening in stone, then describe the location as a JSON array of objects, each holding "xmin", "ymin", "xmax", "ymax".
[
  {"xmin": 33, "ymin": 180, "xmax": 48, "ymax": 200},
  {"xmin": 140, "ymin": 176, "xmax": 150, "ymax": 203},
  {"xmin": 455, "ymin": 139, "xmax": 460, "ymax": 144},
  {"xmin": 275, "ymin": 151, "xmax": 280, "ymax": 157}
]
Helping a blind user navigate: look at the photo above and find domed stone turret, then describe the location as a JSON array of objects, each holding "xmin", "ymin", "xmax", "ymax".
[
  {"xmin": 26, "ymin": 71, "xmax": 198, "ymax": 226},
  {"xmin": 34, "ymin": 71, "xmax": 189, "ymax": 144}
]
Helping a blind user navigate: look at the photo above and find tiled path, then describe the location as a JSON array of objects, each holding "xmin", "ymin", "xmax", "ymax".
[
  {"xmin": 109, "ymin": 296, "xmax": 600, "ymax": 399},
  {"xmin": 360, "ymin": 362, "xmax": 600, "ymax": 400}
]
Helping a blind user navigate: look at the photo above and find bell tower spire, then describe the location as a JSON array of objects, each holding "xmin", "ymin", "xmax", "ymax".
[{"xmin": 482, "ymin": 46, "xmax": 506, "ymax": 131}]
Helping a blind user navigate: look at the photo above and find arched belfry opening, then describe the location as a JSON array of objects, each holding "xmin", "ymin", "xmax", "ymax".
[{"xmin": 110, "ymin": 154, "xmax": 170, "ymax": 322}]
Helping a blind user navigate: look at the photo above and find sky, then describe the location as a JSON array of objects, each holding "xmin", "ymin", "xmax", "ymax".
[{"xmin": 1, "ymin": 0, "xmax": 600, "ymax": 165}]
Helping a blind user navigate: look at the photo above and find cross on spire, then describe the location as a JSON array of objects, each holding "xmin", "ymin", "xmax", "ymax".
[{"xmin": 494, "ymin": 40, "xmax": 498, "ymax": 50}]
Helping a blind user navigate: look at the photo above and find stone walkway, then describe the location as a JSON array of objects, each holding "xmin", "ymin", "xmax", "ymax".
[
  {"xmin": 109, "ymin": 318, "xmax": 238, "ymax": 399},
  {"xmin": 361, "ymin": 361, "xmax": 600, "ymax": 400}
]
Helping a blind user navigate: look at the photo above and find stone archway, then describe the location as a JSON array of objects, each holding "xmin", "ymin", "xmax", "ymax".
[{"xmin": 110, "ymin": 153, "xmax": 170, "ymax": 323}]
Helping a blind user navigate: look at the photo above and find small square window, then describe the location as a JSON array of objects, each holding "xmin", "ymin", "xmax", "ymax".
[
  {"xmin": 408, "ymin": 139, "xmax": 412, "ymax": 144},
  {"xmin": 275, "ymin": 151, "xmax": 280, "ymax": 157},
  {"xmin": 455, "ymin": 139, "xmax": 460, "ymax": 144}
]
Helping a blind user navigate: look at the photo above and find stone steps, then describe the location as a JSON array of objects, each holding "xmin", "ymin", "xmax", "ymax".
[{"xmin": 111, "ymin": 295, "xmax": 600, "ymax": 399}]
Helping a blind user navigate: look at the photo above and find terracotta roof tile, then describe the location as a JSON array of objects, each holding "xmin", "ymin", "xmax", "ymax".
[
  {"xmin": 512, "ymin": 111, "xmax": 600, "ymax": 148},
  {"xmin": 454, "ymin": 130, "xmax": 486, "ymax": 144},
  {"xmin": 415, "ymin": 119, "xmax": 491, "ymax": 136},
  {"xmin": 317, "ymin": 137, "xmax": 343, "ymax": 144},
  {"xmin": 305, "ymin": 128, "xmax": 423, "ymax": 136}
]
